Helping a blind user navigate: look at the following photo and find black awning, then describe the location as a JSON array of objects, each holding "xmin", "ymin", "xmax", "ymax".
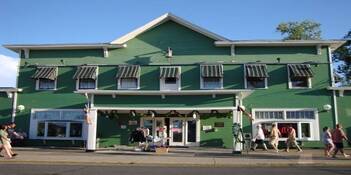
[
  {"xmin": 246, "ymin": 64, "xmax": 269, "ymax": 78},
  {"xmin": 73, "ymin": 66, "xmax": 97, "ymax": 80},
  {"xmin": 160, "ymin": 67, "xmax": 180, "ymax": 79},
  {"xmin": 116, "ymin": 65, "xmax": 140, "ymax": 78},
  {"xmin": 288, "ymin": 64, "xmax": 313, "ymax": 78},
  {"xmin": 201, "ymin": 64, "xmax": 223, "ymax": 78},
  {"xmin": 31, "ymin": 67, "xmax": 57, "ymax": 80}
]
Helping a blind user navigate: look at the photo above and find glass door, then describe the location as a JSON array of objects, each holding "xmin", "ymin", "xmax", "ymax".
[
  {"xmin": 141, "ymin": 117, "xmax": 165, "ymax": 137},
  {"xmin": 185, "ymin": 119, "xmax": 198, "ymax": 146},
  {"xmin": 169, "ymin": 118, "xmax": 184, "ymax": 146}
]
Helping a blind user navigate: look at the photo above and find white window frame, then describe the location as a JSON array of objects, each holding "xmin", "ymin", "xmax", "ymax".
[
  {"xmin": 287, "ymin": 65, "xmax": 312, "ymax": 89},
  {"xmin": 160, "ymin": 66, "xmax": 181, "ymax": 91},
  {"xmin": 36, "ymin": 78, "xmax": 57, "ymax": 91},
  {"xmin": 244, "ymin": 64, "xmax": 268, "ymax": 89},
  {"xmin": 118, "ymin": 77, "xmax": 140, "ymax": 90},
  {"xmin": 200, "ymin": 65, "xmax": 223, "ymax": 90},
  {"xmin": 29, "ymin": 109, "xmax": 88, "ymax": 140},
  {"xmin": 76, "ymin": 67, "xmax": 98, "ymax": 90},
  {"xmin": 252, "ymin": 108, "xmax": 319, "ymax": 141}
]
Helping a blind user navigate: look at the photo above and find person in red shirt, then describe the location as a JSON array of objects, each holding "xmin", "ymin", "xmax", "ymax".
[{"xmin": 332, "ymin": 124, "xmax": 350, "ymax": 158}]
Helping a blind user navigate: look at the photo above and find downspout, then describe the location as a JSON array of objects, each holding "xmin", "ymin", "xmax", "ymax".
[{"xmin": 328, "ymin": 47, "xmax": 338, "ymax": 126}]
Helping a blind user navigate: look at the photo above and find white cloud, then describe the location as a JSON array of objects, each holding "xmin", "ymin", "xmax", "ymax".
[{"xmin": 0, "ymin": 54, "xmax": 19, "ymax": 87}]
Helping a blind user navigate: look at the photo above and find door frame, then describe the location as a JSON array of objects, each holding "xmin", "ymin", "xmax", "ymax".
[{"xmin": 169, "ymin": 117, "xmax": 200, "ymax": 146}]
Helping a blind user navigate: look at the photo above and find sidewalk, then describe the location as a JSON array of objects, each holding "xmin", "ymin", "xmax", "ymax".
[{"xmin": 1, "ymin": 147, "xmax": 350, "ymax": 167}]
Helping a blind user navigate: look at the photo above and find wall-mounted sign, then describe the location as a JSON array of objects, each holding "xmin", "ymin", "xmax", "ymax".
[
  {"xmin": 202, "ymin": 125, "xmax": 212, "ymax": 131},
  {"xmin": 128, "ymin": 120, "xmax": 138, "ymax": 125},
  {"xmin": 121, "ymin": 125, "xmax": 127, "ymax": 129},
  {"xmin": 214, "ymin": 122, "xmax": 224, "ymax": 128}
]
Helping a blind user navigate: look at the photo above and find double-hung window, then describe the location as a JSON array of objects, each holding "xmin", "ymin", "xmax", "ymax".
[
  {"xmin": 245, "ymin": 64, "xmax": 269, "ymax": 89},
  {"xmin": 160, "ymin": 66, "xmax": 181, "ymax": 91},
  {"xmin": 288, "ymin": 64, "xmax": 313, "ymax": 89},
  {"xmin": 200, "ymin": 64, "xmax": 223, "ymax": 89},
  {"xmin": 252, "ymin": 108, "xmax": 319, "ymax": 141},
  {"xmin": 32, "ymin": 67, "xmax": 58, "ymax": 90},
  {"xmin": 116, "ymin": 65, "xmax": 140, "ymax": 90},
  {"xmin": 73, "ymin": 66, "xmax": 98, "ymax": 90}
]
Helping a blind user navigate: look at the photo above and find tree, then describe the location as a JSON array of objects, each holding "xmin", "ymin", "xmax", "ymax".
[
  {"xmin": 276, "ymin": 20, "xmax": 322, "ymax": 40},
  {"xmin": 333, "ymin": 30, "xmax": 351, "ymax": 86}
]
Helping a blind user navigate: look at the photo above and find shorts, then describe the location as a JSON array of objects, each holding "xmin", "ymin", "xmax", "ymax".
[
  {"xmin": 270, "ymin": 138, "xmax": 279, "ymax": 145},
  {"xmin": 255, "ymin": 139, "xmax": 264, "ymax": 144},
  {"xmin": 334, "ymin": 142, "xmax": 344, "ymax": 149}
]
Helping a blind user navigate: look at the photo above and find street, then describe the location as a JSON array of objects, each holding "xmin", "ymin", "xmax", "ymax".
[{"xmin": 0, "ymin": 164, "xmax": 350, "ymax": 175}]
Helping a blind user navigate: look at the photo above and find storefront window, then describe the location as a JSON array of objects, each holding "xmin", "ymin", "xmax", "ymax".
[
  {"xmin": 70, "ymin": 123, "xmax": 83, "ymax": 137},
  {"xmin": 47, "ymin": 122, "xmax": 67, "ymax": 137},
  {"xmin": 261, "ymin": 123, "xmax": 273, "ymax": 138},
  {"xmin": 301, "ymin": 123, "xmax": 311, "ymax": 138},
  {"xmin": 278, "ymin": 123, "xmax": 298, "ymax": 138}
]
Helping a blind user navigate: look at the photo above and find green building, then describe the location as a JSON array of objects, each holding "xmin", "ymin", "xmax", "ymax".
[{"xmin": 2, "ymin": 13, "xmax": 349, "ymax": 151}]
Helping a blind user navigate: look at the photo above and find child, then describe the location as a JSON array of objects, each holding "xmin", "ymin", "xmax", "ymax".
[{"xmin": 322, "ymin": 127, "xmax": 334, "ymax": 157}]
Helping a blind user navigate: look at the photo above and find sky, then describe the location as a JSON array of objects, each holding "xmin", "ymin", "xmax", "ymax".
[{"xmin": 0, "ymin": 0, "xmax": 350, "ymax": 87}]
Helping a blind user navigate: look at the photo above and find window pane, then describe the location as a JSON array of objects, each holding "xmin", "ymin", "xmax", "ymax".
[
  {"xmin": 247, "ymin": 77, "xmax": 266, "ymax": 89},
  {"xmin": 47, "ymin": 122, "xmax": 67, "ymax": 137},
  {"xmin": 143, "ymin": 120, "xmax": 153, "ymax": 135},
  {"xmin": 37, "ymin": 122, "xmax": 45, "ymax": 137},
  {"xmin": 120, "ymin": 78, "xmax": 138, "ymax": 89},
  {"xmin": 286, "ymin": 110, "xmax": 315, "ymax": 119},
  {"xmin": 278, "ymin": 123, "xmax": 298, "ymax": 138},
  {"xmin": 79, "ymin": 79, "xmax": 96, "ymax": 89},
  {"xmin": 165, "ymin": 77, "xmax": 177, "ymax": 84},
  {"xmin": 203, "ymin": 77, "xmax": 221, "ymax": 89},
  {"xmin": 291, "ymin": 77, "xmax": 308, "ymax": 87},
  {"xmin": 70, "ymin": 123, "xmax": 83, "ymax": 137},
  {"xmin": 39, "ymin": 79, "xmax": 55, "ymax": 90},
  {"xmin": 301, "ymin": 123, "xmax": 311, "ymax": 138},
  {"xmin": 35, "ymin": 111, "xmax": 60, "ymax": 120},
  {"xmin": 62, "ymin": 111, "xmax": 85, "ymax": 121}
]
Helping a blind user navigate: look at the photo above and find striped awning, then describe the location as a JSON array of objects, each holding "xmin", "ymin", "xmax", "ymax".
[
  {"xmin": 245, "ymin": 64, "xmax": 269, "ymax": 78},
  {"xmin": 288, "ymin": 64, "xmax": 313, "ymax": 78},
  {"xmin": 201, "ymin": 64, "xmax": 223, "ymax": 78},
  {"xmin": 31, "ymin": 67, "xmax": 57, "ymax": 80},
  {"xmin": 116, "ymin": 65, "xmax": 140, "ymax": 78},
  {"xmin": 160, "ymin": 67, "xmax": 180, "ymax": 79},
  {"xmin": 73, "ymin": 66, "xmax": 97, "ymax": 80}
]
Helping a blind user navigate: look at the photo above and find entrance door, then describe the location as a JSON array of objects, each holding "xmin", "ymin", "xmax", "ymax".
[
  {"xmin": 141, "ymin": 117, "xmax": 165, "ymax": 137},
  {"xmin": 169, "ymin": 118, "xmax": 199, "ymax": 146}
]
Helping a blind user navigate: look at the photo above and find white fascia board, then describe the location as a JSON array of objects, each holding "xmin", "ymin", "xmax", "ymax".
[
  {"xmin": 215, "ymin": 40, "xmax": 347, "ymax": 50},
  {"xmin": 75, "ymin": 89, "xmax": 253, "ymax": 97},
  {"xmin": 327, "ymin": 86, "xmax": 351, "ymax": 91},
  {"xmin": 110, "ymin": 12, "xmax": 228, "ymax": 45},
  {"xmin": 0, "ymin": 88, "xmax": 22, "ymax": 92},
  {"xmin": 94, "ymin": 106, "xmax": 235, "ymax": 112},
  {"xmin": 3, "ymin": 43, "xmax": 126, "ymax": 52}
]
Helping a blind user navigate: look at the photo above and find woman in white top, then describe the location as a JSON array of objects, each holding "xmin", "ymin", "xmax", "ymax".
[
  {"xmin": 322, "ymin": 126, "xmax": 334, "ymax": 157},
  {"xmin": 252, "ymin": 124, "xmax": 268, "ymax": 151}
]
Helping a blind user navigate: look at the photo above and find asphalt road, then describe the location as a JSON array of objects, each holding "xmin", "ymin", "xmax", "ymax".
[{"xmin": 0, "ymin": 164, "xmax": 350, "ymax": 175}]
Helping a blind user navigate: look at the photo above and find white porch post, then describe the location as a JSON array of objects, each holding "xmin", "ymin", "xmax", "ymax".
[
  {"xmin": 86, "ymin": 108, "xmax": 98, "ymax": 152},
  {"xmin": 233, "ymin": 96, "xmax": 243, "ymax": 153}
]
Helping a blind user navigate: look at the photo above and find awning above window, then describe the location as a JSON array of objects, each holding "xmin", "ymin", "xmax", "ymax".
[
  {"xmin": 201, "ymin": 64, "xmax": 223, "ymax": 78},
  {"xmin": 73, "ymin": 66, "xmax": 97, "ymax": 80},
  {"xmin": 160, "ymin": 67, "xmax": 180, "ymax": 79},
  {"xmin": 31, "ymin": 67, "xmax": 57, "ymax": 80},
  {"xmin": 288, "ymin": 64, "xmax": 313, "ymax": 78},
  {"xmin": 245, "ymin": 64, "xmax": 269, "ymax": 78},
  {"xmin": 116, "ymin": 65, "xmax": 140, "ymax": 78}
]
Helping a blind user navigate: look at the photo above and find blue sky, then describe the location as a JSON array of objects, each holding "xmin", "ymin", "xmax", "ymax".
[{"xmin": 0, "ymin": 0, "xmax": 350, "ymax": 86}]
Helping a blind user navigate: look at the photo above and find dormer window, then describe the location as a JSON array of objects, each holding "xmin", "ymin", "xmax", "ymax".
[
  {"xmin": 116, "ymin": 65, "xmax": 140, "ymax": 90},
  {"xmin": 200, "ymin": 64, "xmax": 223, "ymax": 89},
  {"xmin": 73, "ymin": 66, "xmax": 98, "ymax": 90},
  {"xmin": 32, "ymin": 67, "xmax": 58, "ymax": 90},
  {"xmin": 245, "ymin": 64, "xmax": 269, "ymax": 89}
]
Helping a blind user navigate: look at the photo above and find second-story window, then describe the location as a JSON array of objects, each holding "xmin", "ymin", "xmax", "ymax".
[
  {"xmin": 73, "ymin": 66, "xmax": 98, "ymax": 90},
  {"xmin": 160, "ymin": 66, "xmax": 181, "ymax": 91},
  {"xmin": 200, "ymin": 64, "xmax": 223, "ymax": 89},
  {"xmin": 288, "ymin": 64, "xmax": 313, "ymax": 89},
  {"xmin": 32, "ymin": 67, "xmax": 58, "ymax": 90},
  {"xmin": 116, "ymin": 65, "xmax": 140, "ymax": 90},
  {"xmin": 245, "ymin": 64, "xmax": 269, "ymax": 89}
]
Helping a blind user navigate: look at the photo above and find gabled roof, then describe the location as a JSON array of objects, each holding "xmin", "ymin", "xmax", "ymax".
[{"xmin": 110, "ymin": 13, "xmax": 229, "ymax": 45}]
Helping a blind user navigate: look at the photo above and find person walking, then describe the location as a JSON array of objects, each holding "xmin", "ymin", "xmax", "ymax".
[
  {"xmin": 270, "ymin": 124, "xmax": 281, "ymax": 152},
  {"xmin": 322, "ymin": 126, "xmax": 334, "ymax": 157},
  {"xmin": 285, "ymin": 125, "xmax": 302, "ymax": 152},
  {"xmin": 251, "ymin": 124, "xmax": 268, "ymax": 151},
  {"xmin": 0, "ymin": 125, "xmax": 13, "ymax": 159},
  {"xmin": 332, "ymin": 124, "xmax": 350, "ymax": 158}
]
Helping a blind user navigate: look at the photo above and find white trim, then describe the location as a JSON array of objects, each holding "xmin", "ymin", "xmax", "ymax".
[
  {"xmin": 252, "ymin": 108, "xmax": 320, "ymax": 141},
  {"xmin": 103, "ymin": 47, "xmax": 109, "ymax": 58},
  {"xmin": 11, "ymin": 92, "xmax": 17, "ymax": 122},
  {"xmin": 160, "ymin": 66, "xmax": 181, "ymax": 91},
  {"xmin": 110, "ymin": 13, "xmax": 228, "ymax": 45},
  {"xmin": 316, "ymin": 44, "xmax": 322, "ymax": 55},
  {"xmin": 24, "ymin": 49, "xmax": 30, "ymax": 59},
  {"xmin": 287, "ymin": 65, "xmax": 312, "ymax": 89},
  {"xmin": 29, "ymin": 108, "xmax": 88, "ymax": 140},
  {"xmin": 327, "ymin": 87, "xmax": 351, "ymax": 91},
  {"xmin": 93, "ymin": 107, "xmax": 235, "ymax": 112},
  {"xmin": 230, "ymin": 45, "xmax": 235, "ymax": 56},
  {"xmin": 4, "ymin": 43, "xmax": 125, "ymax": 52}
]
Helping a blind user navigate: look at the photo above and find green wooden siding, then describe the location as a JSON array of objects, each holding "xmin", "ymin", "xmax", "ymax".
[
  {"xmin": 0, "ymin": 92, "xmax": 12, "ymax": 124},
  {"xmin": 337, "ymin": 92, "xmax": 351, "ymax": 147},
  {"xmin": 200, "ymin": 114, "xmax": 233, "ymax": 148}
]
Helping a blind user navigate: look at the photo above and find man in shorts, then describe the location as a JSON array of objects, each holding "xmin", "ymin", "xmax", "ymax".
[
  {"xmin": 285, "ymin": 125, "xmax": 302, "ymax": 152},
  {"xmin": 332, "ymin": 124, "xmax": 350, "ymax": 158}
]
